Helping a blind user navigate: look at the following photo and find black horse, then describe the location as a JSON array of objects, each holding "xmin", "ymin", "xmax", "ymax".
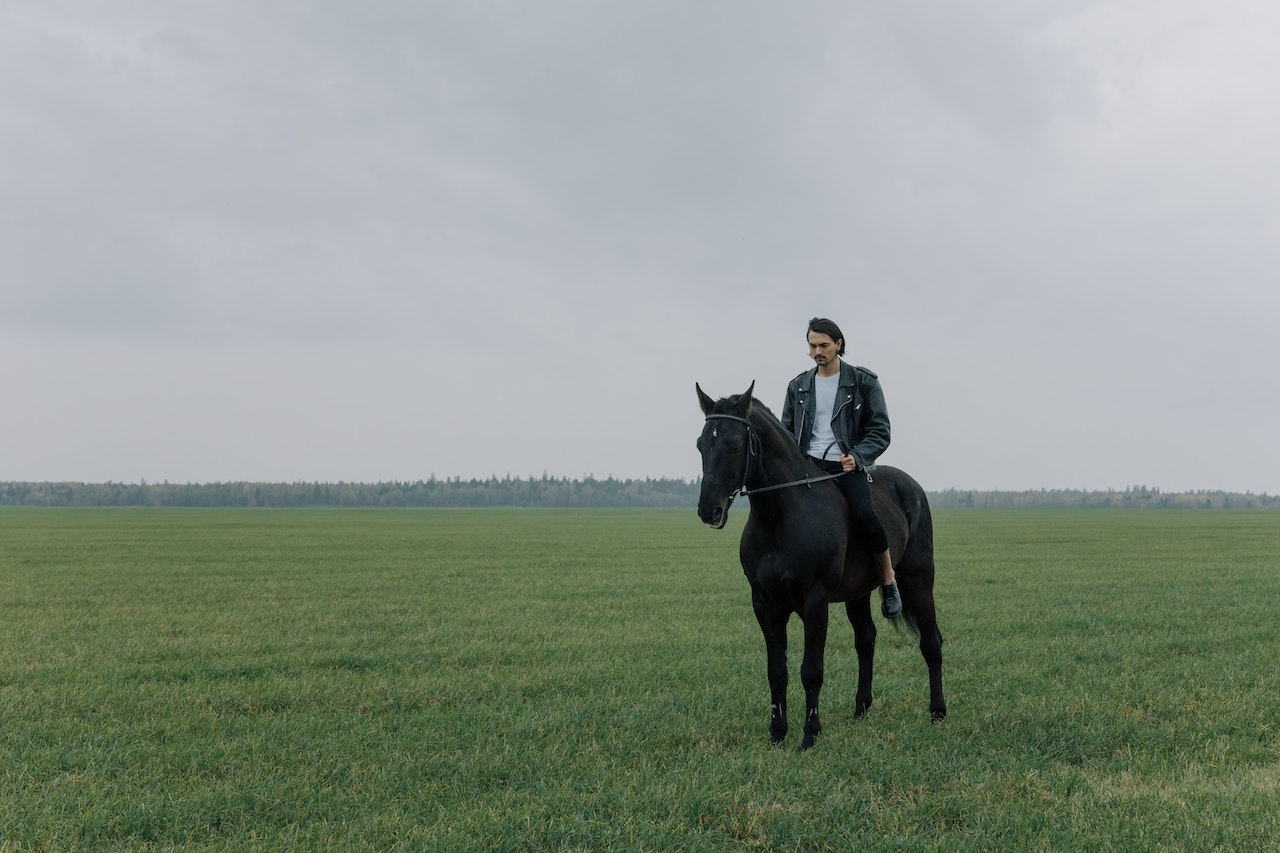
[{"xmin": 696, "ymin": 382, "xmax": 945, "ymax": 750}]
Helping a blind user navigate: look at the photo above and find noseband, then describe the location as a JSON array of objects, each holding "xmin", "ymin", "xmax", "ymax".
[{"xmin": 704, "ymin": 413, "xmax": 847, "ymax": 499}]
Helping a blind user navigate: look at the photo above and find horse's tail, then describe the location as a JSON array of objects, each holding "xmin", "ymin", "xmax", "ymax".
[{"xmin": 896, "ymin": 597, "xmax": 926, "ymax": 637}]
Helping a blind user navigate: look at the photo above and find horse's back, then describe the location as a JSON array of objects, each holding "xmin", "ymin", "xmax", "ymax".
[
  {"xmin": 871, "ymin": 466, "xmax": 932, "ymax": 529},
  {"xmin": 869, "ymin": 465, "xmax": 935, "ymax": 576}
]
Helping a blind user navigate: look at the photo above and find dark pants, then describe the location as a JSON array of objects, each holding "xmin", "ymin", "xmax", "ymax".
[{"xmin": 811, "ymin": 457, "xmax": 889, "ymax": 555}]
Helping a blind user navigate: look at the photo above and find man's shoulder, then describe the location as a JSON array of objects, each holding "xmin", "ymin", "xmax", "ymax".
[
  {"xmin": 788, "ymin": 367, "xmax": 817, "ymax": 389},
  {"xmin": 844, "ymin": 363, "xmax": 878, "ymax": 381},
  {"xmin": 849, "ymin": 361, "xmax": 880, "ymax": 379}
]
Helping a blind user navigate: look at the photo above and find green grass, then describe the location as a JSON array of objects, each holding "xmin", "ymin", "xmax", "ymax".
[{"xmin": 2, "ymin": 508, "xmax": 1278, "ymax": 850}]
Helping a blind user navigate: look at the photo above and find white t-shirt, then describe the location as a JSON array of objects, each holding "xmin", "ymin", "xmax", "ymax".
[{"xmin": 807, "ymin": 372, "xmax": 843, "ymax": 461}]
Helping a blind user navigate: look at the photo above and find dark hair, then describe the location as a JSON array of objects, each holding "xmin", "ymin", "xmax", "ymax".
[{"xmin": 807, "ymin": 317, "xmax": 845, "ymax": 356}]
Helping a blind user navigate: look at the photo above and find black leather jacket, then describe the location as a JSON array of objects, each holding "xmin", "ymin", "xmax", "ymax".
[{"xmin": 780, "ymin": 361, "xmax": 891, "ymax": 467}]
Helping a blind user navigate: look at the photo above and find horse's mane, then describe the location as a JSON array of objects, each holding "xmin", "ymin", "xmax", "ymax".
[
  {"xmin": 714, "ymin": 392, "xmax": 792, "ymax": 444},
  {"xmin": 748, "ymin": 394, "xmax": 829, "ymax": 474},
  {"xmin": 749, "ymin": 399, "xmax": 783, "ymax": 427}
]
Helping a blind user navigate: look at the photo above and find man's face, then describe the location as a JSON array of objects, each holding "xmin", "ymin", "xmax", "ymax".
[{"xmin": 808, "ymin": 332, "xmax": 840, "ymax": 367}]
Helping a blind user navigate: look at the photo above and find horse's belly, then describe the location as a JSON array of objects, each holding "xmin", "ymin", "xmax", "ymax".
[
  {"xmin": 828, "ymin": 548, "xmax": 881, "ymax": 602},
  {"xmin": 743, "ymin": 545, "xmax": 844, "ymax": 605}
]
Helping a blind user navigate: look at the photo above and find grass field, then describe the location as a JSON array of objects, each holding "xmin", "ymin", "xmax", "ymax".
[{"xmin": 2, "ymin": 507, "xmax": 1278, "ymax": 851}]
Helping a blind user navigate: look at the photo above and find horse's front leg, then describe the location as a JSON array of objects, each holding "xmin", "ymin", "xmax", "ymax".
[
  {"xmin": 752, "ymin": 590, "xmax": 790, "ymax": 745},
  {"xmin": 798, "ymin": 591, "xmax": 830, "ymax": 751},
  {"xmin": 845, "ymin": 596, "xmax": 876, "ymax": 717}
]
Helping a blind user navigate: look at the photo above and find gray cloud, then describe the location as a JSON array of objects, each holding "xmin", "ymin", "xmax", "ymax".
[{"xmin": 3, "ymin": 1, "xmax": 1278, "ymax": 492}]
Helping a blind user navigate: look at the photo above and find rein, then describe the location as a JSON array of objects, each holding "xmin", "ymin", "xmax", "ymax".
[{"xmin": 704, "ymin": 413, "xmax": 847, "ymax": 499}]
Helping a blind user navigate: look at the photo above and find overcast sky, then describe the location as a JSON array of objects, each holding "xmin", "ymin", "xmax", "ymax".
[{"xmin": 3, "ymin": 1, "xmax": 1278, "ymax": 493}]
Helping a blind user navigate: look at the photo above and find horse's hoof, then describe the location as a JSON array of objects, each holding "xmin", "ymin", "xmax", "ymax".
[
  {"xmin": 931, "ymin": 709, "xmax": 947, "ymax": 723},
  {"xmin": 799, "ymin": 734, "xmax": 818, "ymax": 751}
]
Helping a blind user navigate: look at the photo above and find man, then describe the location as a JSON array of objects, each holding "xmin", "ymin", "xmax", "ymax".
[{"xmin": 780, "ymin": 317, "xmax": 901, "ymax": 619}]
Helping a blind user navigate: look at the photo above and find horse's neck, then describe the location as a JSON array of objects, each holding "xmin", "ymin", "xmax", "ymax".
[{"xmin": 749, "ymin": 416, "xmax": 809, "ymax": 489}]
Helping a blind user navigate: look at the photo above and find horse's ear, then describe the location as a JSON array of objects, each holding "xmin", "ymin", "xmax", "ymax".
[
  {"xmin": 696, "ymin": 383, "xmax": 716, "ymax": 415},
  {"xmin": 734, "ymin": 381, "xmax": 756, "ymax": 417}
]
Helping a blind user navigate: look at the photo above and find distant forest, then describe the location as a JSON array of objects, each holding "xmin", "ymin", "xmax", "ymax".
[{"xmin": 2, "ymin": 479, "xmax": 1277, "ymax": 510}]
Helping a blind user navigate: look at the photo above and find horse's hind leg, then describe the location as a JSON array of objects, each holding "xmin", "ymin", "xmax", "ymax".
[
  {"xmin": 845, "ymin": 596, "xmax": 876, "ymax": 717},
  {"xmin": 902, "ymin": 578, "xmax": 946, "ymax": 722},
  {"xmin": 752, "ymin": 590, "xmax": 790, "ymax": 745}
]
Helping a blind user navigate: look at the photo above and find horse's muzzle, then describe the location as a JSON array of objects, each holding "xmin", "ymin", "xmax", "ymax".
[{"xmin": 698, "ymin": 496, "xmax": 733, "ymax": 529}]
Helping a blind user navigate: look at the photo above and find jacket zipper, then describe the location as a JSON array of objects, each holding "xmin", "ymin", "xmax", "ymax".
[{"xmin": 830, "ymin": 392, "xmax": 858, "ymax": 456}]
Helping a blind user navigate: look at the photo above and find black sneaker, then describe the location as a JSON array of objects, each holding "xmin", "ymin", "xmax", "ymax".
[{"xmin": 881, "ymin": 582, "xmax": 902, "ymax": 619}]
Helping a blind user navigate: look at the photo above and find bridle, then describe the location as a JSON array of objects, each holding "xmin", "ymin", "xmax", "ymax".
[{"xmin": 703, "ymin": 413, "xmax": 847, "ymax": 500}]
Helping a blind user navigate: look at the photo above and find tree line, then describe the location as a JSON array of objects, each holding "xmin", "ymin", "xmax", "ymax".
[
  {"xmin": 929, "ymin": 485, "xmax": 1280, "ymax": 510},
  {"xmin": 0, "ymin": 477, "xmax": 701, "ymax": 509},
  {"xmin": 1, "ymin": 479, "xmax": 1276, "ymax": 509}
]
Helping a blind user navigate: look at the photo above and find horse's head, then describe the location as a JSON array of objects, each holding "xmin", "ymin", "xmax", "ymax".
[{"xmin": 695, "ymin": 381, "xmax": 757, "ymax": 529}]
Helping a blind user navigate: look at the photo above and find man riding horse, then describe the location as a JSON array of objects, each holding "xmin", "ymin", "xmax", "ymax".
[{"xmin": 781, "ymin": 317, "xmax": 901, "ymax": 619}]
